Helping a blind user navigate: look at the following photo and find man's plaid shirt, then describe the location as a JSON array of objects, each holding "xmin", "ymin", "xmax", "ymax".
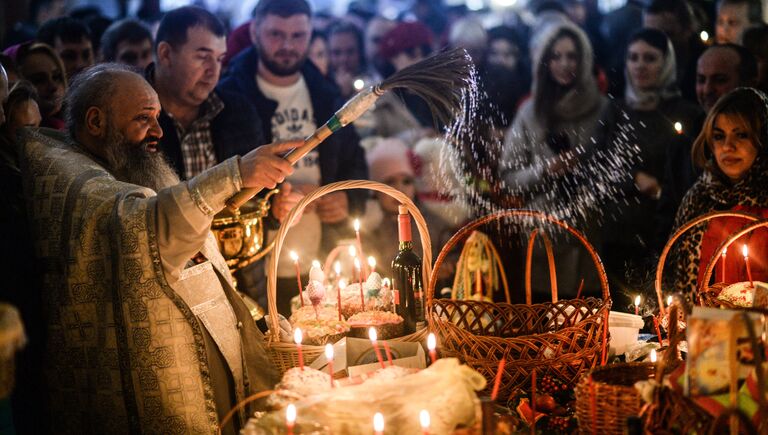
[{"xmin": 171, "ymin": 92, "xmax": 225, "ymax": 179}]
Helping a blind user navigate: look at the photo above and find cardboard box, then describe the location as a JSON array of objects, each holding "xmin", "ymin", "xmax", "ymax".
[{"xmin": 309, "ymin": 337, "xmax": 426, "ymax": 377}]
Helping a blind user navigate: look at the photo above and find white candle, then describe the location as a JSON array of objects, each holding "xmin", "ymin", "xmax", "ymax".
[{"xmin": 373, "ymin": 412, "xmax": 384, "ymax": 435}]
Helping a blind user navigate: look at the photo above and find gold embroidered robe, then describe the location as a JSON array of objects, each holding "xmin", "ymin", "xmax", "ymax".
[{"xmin": 20, "ymin": 129, "xmax": 278, "ymax": 434}]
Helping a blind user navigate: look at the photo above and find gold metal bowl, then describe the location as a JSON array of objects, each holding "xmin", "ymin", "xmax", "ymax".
[{"xmin": 211, "ymin": 189, "xmax": 278, "ymax": 272}]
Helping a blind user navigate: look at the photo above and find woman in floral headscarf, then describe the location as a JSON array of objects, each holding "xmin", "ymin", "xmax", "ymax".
[
  {"xmin": 671, "ymin": 87, "xmax": 768, "ymax": 294},
  {"xmin": 602, "ymin": 28, "xmax": 702, "ymax": 288}
]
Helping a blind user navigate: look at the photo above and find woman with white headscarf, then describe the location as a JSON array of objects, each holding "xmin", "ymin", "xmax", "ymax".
[{"xmin": 602, "ymin": 28, "xmax": 702, "ymax": 290}]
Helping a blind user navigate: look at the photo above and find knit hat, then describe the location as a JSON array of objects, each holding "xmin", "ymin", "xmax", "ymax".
[
  {"xmin": 366, "ymin": 138, "xmax": 414, "ymax": 182},
  {"xmin": 379, "ymin": 21, "xmax": 433, "ymax": 60}
]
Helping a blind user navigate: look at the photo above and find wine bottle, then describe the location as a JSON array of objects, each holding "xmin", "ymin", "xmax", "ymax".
[{"xmin": 391, "ymin": 205, "xmax": 424, "ymax": 334}]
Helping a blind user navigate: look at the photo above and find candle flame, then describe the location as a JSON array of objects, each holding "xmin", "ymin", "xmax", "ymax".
[
  {"xmin": 339, "ymin": 278, "xmax": 348, "ymax": 289},
  {"xmin": 349, "ymin": 245, "xmax": 357, "ymax": 257},
  {"xmin": 722, "ymin": 248, "xmax": 727, "ymax": 256},
  {"xmin": 293, "ymin": 328, "xmax": 303, "ymax": 345},
  {"xmin": 325, "ymin": 343, "xmax": 334, "ymax": 360},
  {"xmin": 667, "ymin": 295, "xmax": 673, "ymax": 306},
  {"xmin": 289, "ymin": 250, "xmax": 299, "ymax": 262},
  {"xmin": 634, "ymin": 295, "xmax": 641, "ymax": 307},
  {"xmin": 743, "ymin": 244, "xmax": 749, "ymax": 258},
  {"xmin": 286, "ymin": 403, "xmax": 296, "ymax": 425},
  {"xmin": 420, "ymin": 409, "xmax": 430, "ymax": 429},
  {"xmin": 650, "ymin": 349, "xmax": 657, "ymax": 363},
  {"xmin": 700, "ymin": 30, "xmax": 709, "ymax": 42},
  {"xmin": 368, "ymin": 256, "xmax": 376, "ymax": 268},
  {"xmin": 354, "ymin": 257, "xmax": 361, "ymax": 269},
  {"xmin": 674, "ymin": 121, "xmax": 683, "ymax": 134},
  {"xmin": 334, "ymin": 261, "xmax": 341, "ymax": 275},
  {"xmin": 368, "ymin": 327, "xmax": 378, "ymax": 342},
  {"xmin": 354, "ymin": 218, "xmax": 360, "ymax": 232},
  {"xmin": 382, "ymin": 278, "xmax": 391, "ymax": 288},
  {"xmin": 427, "ymin": 333, "xmax": 436, "ymax": 351},
  {"xmin": 312, "ymin": 259, "xmax": 321, "ymax": 269},
  {"xmin": 373, "ymin": 412, "xmax": 384, "ymax": 432}
]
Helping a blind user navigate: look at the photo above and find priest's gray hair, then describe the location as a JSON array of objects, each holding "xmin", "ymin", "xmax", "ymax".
[{"xmin": 64, "ymin": 63, "xmax": 139, "ymax": 137}]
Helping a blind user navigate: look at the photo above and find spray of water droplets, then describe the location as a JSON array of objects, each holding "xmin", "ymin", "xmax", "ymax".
[{"xmin": 433, "ymin": 59, "xmax": 642, "ymax": 239}]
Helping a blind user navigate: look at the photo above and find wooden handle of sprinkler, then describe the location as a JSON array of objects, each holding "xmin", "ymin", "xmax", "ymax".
[{"xmin": 225, "ymin": 124, "xmax": 334, "ymax": 211}]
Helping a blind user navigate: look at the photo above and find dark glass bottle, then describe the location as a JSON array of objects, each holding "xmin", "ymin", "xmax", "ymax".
[{"xmin": 391, "ymin": 205, "xmax": 424, "ymax": 334}]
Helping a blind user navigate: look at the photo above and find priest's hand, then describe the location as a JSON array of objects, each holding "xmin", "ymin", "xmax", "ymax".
[{"xmin": 240, "ymin": 141, "xmax": 299, "ymax": 189}]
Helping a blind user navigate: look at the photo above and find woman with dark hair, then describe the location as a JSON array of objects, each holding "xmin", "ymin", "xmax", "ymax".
[
  {"xmin": 671, "ymin": 87, "xmax": 768, "ymax": 293},
  {"xmin": 327, "ymin": 21, "xmax": 367, "ymax": 98},
  {"xmin": 15, "ymin": 42, "xmax": 67, "ymax": 130},
  {"xmin": 501, "ymin": 20, "xmax": 610, "ymax": 298},
  {"xmin": 602, "ymin": 28, "xmax": 701, "ymax": 287},
  {"xmin": 308, "ymin": 30, "xmax": 330, "ymax": 77}
]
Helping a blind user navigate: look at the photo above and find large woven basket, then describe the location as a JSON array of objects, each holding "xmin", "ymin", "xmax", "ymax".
[
  {"xmin": 266, "ymin": 180, "xmax": 433, "ymax": 374},
  {"xmin": 655, "ymin": 210, "xmax": 762, "ymax": 314},
  {"xmin": 426, "ymin": 209, "xmax": 611, "ymax": 402}
]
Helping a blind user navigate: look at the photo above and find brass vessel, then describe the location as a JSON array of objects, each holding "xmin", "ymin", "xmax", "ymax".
[{"xmin": 211, "ymin": 189, "xmax": 278, "ymax": 273}]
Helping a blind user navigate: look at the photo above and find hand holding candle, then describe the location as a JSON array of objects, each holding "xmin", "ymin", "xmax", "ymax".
[
  {"xmin": 743, "ymin": 244, "xmax": 754, "ymax": 287},
  {"xmin": 286, "ymin": 403, "xmax": 296, "ymax": 435},
  {"xmin": 419, "ymin": 409, "xmax": 430, "ymax": 435},
  {"xmin": 325, "ymin": 344, "xmax": 334, "ymax": 388},
  {"xmin": 290, "ymin": 251, "xmax": 304, "ymax": 307},
  {"xmin": 427, "ymin": 333, "xmax": 437, "ymax": 364},
  {"xmin": 294, "ymin": 328, "xmax": 304, "ymax": 371},
  {"xmin": 369, "ymin": 327, "xmax": 386, "ymax": 369}
]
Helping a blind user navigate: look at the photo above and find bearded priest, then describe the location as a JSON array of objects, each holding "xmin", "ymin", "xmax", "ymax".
[{"xmin": 19, "ymin": 63, "xmax": 297, "ymax": 434}]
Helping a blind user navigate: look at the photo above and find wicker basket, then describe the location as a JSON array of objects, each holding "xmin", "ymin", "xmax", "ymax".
[
  {"xmin": 266, "ymin": 180, "xmax": 433, "ymax": 374},
  {"xmin": 574, "ymin": 362, "xmax": 656, "ymax": 434},
  {"xmin": 426, "ymin": 209, "xmax": 611, "ymax": 402},
  {"xmin": 655, "ymin": 210, "xmax": 761, "ymax": 314}
]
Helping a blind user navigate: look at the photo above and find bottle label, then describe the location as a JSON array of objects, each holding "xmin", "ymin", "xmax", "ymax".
[{"xmin": 398, "ymin": 213, "xmax": 412, "ymax": 242}]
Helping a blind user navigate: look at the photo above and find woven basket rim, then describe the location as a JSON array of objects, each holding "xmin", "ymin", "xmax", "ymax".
[{"xmin": 265, "ymin": 180, "xmax": 433, "ymax": 343}]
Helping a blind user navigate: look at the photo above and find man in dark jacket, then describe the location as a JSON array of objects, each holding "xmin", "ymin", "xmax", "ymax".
[{"xmin": 218, "ymin": 0, "xmax": 368, "ymax": 314}]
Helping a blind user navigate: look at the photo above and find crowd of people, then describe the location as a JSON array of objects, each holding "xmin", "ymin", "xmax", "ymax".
[{"xmin": 1, "ymin": 0, "xmax": 768, "ymax": 433}]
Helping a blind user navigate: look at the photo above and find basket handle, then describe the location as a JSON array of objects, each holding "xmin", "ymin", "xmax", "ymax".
[
  {"xmin": 698, "ymin": 219, "xmax": 768, "ymax": 298},
  {"xmin": 655, "ymin": 211, "xmax": 759, "ymax": 315},
  {"xmin": 426, "ymin": 209, "xmax": 610, "ymax": 310},
  {"xmin": 266, "ymin": 180, "xmax": 433, "ymax": 341},
  {"xmin": 525, "ymin": 229, "xmax": 558, "ymax": 304}
]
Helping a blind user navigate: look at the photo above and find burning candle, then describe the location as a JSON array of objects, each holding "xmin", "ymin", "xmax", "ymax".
[
  {"xmin": 634, "ymin": 295, "xmax": 641, "ymax": 316},
  {"xmin": 337, "ymin": 278, "xmax": 346, "ymax": 321},
  {"xmin": 286, "ymin": 403, "xmax": 296, "ymax": 435},
  {"xmin": 700, "ymin": 30, "xmax": 709, "ymax": 42},
  {"xmin": 368, "ymin": 256, "xmax": 376, "ymax": 276},
  {"xmin": 325, "ymin": 344, "xmax": 334, "ymax": 388},
  {"xmin": 369, "ymin": 327, "xmax": 386, "ymax": 369},
  {"xmin": 491, "ymin": 357, "xmax": 506, "ymax": 401},
  {"xmin": 743, "ymin": 244, "xmax": 754, "ymax": 287},
  {"xmin": 349, "ymin": 244, "xmax": 357, "ymax": 258},
  {"xmin": 354, "ymin": 219, "xmax": 365, "ymax": 272},
  {"xmin": 720, "ymin": 248, "xmax": 727, "ymax": 282},
  {"xmin": 674, "ymin": 121, "xmax": 683, "ymax": 134},
  {"xmin": 373, "ymin": 412, "xmax": 384, "ymax": 435},
  {"xmin": 289, "ymin": 251, "xmax": 304, "ymax": 307},
  {"xmin": 667, "ymin": 295, "xmax": 673, "ymax": 307},
  {"xmin": 294, "ymin": 328, "xmax": 304, "ymax": 371},
  {"xmin": 355, "ymin": 258, "xmax": 364, "ymax": 310},
  {"xmin": 382, "ymin": 340, "xmax": 394, "ymax": 366},
  {"xmin": 419, "ymin": 409, "xmax": 430, "ymax": 435},
  {"xmin": 650, "ymin": 349, "xmax": 657, "ymax": 363},
  {"xmin": 475, "ymin": 268, "xmax": 482, "ymax": 296},
  {"xmin": 427, "ymin": 333, "xmax": 437, "ymax": 364}
]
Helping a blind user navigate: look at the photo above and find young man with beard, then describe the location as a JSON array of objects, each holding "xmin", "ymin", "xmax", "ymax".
[
  {"xmin": 218, "ymin": 0, "xmax": 368, "ymax": 315},
  {"xmin": 20, "ymin": 63, "xmax": 297, "ymax": 434}
]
